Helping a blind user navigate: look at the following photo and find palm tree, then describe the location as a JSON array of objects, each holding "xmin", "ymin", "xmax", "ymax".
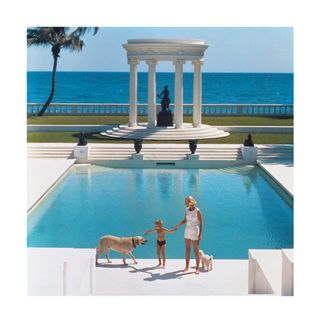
[{"xmin": 27, "ymin": 27, "xmax": 99, "ymax": 116}]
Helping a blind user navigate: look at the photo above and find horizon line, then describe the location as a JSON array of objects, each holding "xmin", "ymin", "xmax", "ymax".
[{"xmin": 27, "ymin": 70, "xmax": 294, "ymax": 74}]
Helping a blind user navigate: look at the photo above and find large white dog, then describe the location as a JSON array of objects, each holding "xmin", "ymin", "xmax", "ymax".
[{"xmin": 96, "ymin": 235, "xmax": 147, "ymax": 265}]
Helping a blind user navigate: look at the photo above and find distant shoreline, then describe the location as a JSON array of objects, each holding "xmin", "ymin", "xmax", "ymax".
[{"xmin": 27, "ymin": 71, "xmax": 294, "ymax": 75}]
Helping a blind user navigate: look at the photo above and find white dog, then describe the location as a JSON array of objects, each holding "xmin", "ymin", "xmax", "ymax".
[{"xmin": 199, "ymin": 250, "xmax": 213, "ymax": 271}]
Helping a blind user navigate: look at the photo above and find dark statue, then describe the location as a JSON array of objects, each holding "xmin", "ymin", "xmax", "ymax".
[
  {"xmin": 134, "ymin": 139, "xmax": 143, "ymax": 153},
  {"xmin": 243, "ymin": 134, "xmax": 254, "ymax": 147},
  {"xmin": 157, "ymin": 85, "xmax": 170, "ymax": 111},
  {"xmin": 189, "ymin": 139, "xmax": 198, "ymax": 154},
  {"xmin": 77, "ymin": 132, "xmax": 88, "ymax": 146},
  {"xmin": 156, "ymin": 85, "xmax": 173, "ymax": 127}
]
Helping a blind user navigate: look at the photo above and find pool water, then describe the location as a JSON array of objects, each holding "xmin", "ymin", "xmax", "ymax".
[{"xmin": 27, "ymin": 165, "xmax": 293, "ymax": 259}]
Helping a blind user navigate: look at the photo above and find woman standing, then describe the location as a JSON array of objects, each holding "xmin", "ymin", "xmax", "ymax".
[{"xmin": 175, "ymin": 196, "xmax": 203, "ymax": 274}]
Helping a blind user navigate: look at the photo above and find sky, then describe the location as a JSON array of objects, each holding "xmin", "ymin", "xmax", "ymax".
[{"xmin": 27, "ymin": 27, "xmax": 293, "ymax": 73}]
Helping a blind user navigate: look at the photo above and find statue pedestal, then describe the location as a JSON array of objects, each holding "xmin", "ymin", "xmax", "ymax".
[
  {"xmin": 74, "ymin": 145, "xmax": 89, "ymax": 163},
  {"xmin": 187, "ymin": 153, "xmax": 200, "ymax": 160},
  {"xmin": 132, "ymin": 153, "xmax": 144, "ymax": 160},
  {"xmin": 157, "ymin": 110, "xmax": 173, "ymax": 127},
  {"xmin": 241, "ymin": 146, "xmax": 257, "ymax": 164}
]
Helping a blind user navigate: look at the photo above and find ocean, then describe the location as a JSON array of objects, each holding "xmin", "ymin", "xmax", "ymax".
[{"xmin": 27, "ymin": 72, "xmax": 293, "ymax": 104}]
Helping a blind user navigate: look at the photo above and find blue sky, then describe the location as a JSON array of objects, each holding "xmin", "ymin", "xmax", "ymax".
[{"xmin": 27, "ymin": 27, "xmax": 293, "ymax": 73}]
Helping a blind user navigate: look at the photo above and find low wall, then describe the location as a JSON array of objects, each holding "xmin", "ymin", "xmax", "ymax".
[
  {"xmin": 27, "ymin": 125, "xmax": 114, "ymax": 132},
  {"xmin": 27, "ymin": 103, "xmax": 294, "ymax": 117},
  {"xmin": 218, "ymin": 126, "xmax": 293, "ymax": 134}
]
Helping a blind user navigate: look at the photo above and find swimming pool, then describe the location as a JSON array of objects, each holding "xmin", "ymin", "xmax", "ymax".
[{"xmin": 27, "ymin": 165, "xmax": 293, "ymax": 259}]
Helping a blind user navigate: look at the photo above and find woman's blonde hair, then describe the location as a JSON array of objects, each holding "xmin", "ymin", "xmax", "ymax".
[
  {"xmin": 185, "ymin": 195, "xmax": 197, "ymax": 205},
  {"xmin": 155, "ymin": 219, "xmax": 164, "ymax": 225}
]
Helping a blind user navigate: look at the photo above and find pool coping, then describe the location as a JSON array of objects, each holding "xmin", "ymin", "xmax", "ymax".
[
  {"xmin": 27, "ymin": 158, "xmax": 76, "ymax": 213},
  {"xmin": 257, "ymin": 160, "xmax": 293, "ymax": 198}
]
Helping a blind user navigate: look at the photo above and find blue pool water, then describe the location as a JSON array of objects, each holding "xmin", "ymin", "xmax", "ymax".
[{"xmin": 27, "ymin": 165, "xmax": 293, "ymax": 259}]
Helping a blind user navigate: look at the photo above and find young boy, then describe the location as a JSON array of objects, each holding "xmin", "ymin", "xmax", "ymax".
[{"xmin": 144, "ymin": 219, "xmax": 177, "ymax": 268}]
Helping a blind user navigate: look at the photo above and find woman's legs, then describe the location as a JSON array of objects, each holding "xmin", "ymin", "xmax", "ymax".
[
  {"xmin": 183, "ymin": 238, "xmax": 191, "ymax": 272},
  {"xmin": 192, "ymin": 240, "xmax": 200, "ymax": 274},
  {"xmin": 161, "ymin": 245, "xmax": 166, "ymax": 268}
]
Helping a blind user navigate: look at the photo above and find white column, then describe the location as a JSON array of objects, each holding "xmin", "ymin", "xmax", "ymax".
[
  {"xmin": 146, "ymin": 59, "xmax": 157, "ymax": 128},
  {"xmin": 128, "ymin": 59, "xmax": 139, "ymax": 127},
  {"xmin": 174, "ymin": 59, "xmax": 185, "ymax": 128},
  {"xmin": 192, "ymin": 60, "xmax": 203, "ymax": 127}
]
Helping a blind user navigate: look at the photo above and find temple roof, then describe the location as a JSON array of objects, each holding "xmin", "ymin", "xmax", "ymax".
[{"xmin": 123, "ymin": 38, "xmax": 208, "ymax": 62}]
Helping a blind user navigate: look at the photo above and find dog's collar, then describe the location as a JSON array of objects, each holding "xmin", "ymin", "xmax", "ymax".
[{"xmin": 132, "ymin": 237, "xmax": 136, "ymax": 249}]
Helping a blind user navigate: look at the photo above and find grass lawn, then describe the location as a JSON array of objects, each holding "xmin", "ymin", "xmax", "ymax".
[
  {"xmin": 27, "ymin": 115, "xmax": 293, "ymax": 144},
  {"xmin": 27, "ymin": 115, "xmax": 293, "ymax": 126},
  {"xmin": 27, "ymin": 132, "xmax": 293, "ymax": 144}
]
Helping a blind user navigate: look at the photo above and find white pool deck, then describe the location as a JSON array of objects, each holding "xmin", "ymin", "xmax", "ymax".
[
  {"xmin": 27, "ymin": 157, "xmax": 75, "ymax": 211},
  {"xmin": 27, "ymin": 144, "xmax": 293, "ymax": 295},
  {"xmin": 28, "ymin": 248, "xmax": 248, "ymax": 296}
]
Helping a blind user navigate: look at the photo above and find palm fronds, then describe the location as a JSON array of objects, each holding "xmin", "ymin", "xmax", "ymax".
[{"xmin": 27, "ymin": 27, "xmax": 99, "ymax": 116}]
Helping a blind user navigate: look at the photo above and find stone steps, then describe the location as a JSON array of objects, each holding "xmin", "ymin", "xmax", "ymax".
[
  {"xmin": 257, "ymin": 156, "xmax": 293, "ymax": 159},
  {"xmin": 27, "ymin": 145, "xmax": 242, "ymax": 160},
  {"xmin": 117, "ymin": 128, "xmax": 220, "ymax": 134},
  {"xmin": 258, "ymin": 151, "xmax": 293, "ymax": 160},
  {"xmin": 257, "ymin": 145, "xmax": 293, "ymax": 161},
  {"xmin": 103, "ymin": 133, "xmax": 228, "ymax": 140},
  {"xmin": 27, "ymin": 144, "xmax": 243, "ymax": 161},
  {"xmin": 101, "ymin": 123, "xmax": 230, "ymax": 140},
  {"xmin": 88, "ymin": 146, "xmax": 242, "ymax": 161},
  {"xmin": 89, "ymin": 149, "xmax": 240, "ymax": 154},
  {"xmin": 27, "ymin": 144, "xmax": 292, "ymax": 162},
  {"xmin": 90, "ymin": 148, "xmax": 240, "ymax": 152},
  {"xmin": 114, "ymin": 126, "xmax": 220, "ymax": 134},
  {"xmin": 28, "ymin": 147, "xmax": 74, "ymax": 159},
  {"xmin": 28, "ymin": 155, "xmax": 73, "ymax": 159}
]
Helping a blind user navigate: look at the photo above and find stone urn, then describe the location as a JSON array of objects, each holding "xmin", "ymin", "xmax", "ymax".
[
  {"xmin": 134, "ymin": 139, "xmax": 143, "ymax": 153},
  {"xmin": 189, "ymin": 139, "xmax": 198, "ymax": 154}
]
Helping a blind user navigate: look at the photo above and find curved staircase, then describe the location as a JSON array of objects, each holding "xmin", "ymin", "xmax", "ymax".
[{"xmin": 100, "ymin": 123, "xmax": 230, "ymax": 140}]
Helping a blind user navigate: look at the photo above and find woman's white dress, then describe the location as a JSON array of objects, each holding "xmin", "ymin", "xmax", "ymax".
[{"xmin": 184, "ymin": 207, "xmax": 199, "ymax": 240}]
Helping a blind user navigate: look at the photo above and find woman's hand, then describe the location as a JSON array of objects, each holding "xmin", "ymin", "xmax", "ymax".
[
  {"xmin": 144, "ymin": 231, "xmax": 148, "ymax": 235},
  {"xmin": 198, "ymin": 234, "xmax": 202, "ymax": 241},
  {"xmin": 175, "ymin": 224, "xmax": 179, "ymax": 230}
]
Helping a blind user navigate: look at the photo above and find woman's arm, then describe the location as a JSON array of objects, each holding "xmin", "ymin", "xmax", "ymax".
[
  {"xmin": 144, "ymin": 229, "xmax": 156, "ymax": 235},
  {"xmin": 176, "ymin": 215, "xmax": 187, "ymax": 228},
  {"xmin": 197, "ymin": 209, "xmax": 203, "ymax": 240}
]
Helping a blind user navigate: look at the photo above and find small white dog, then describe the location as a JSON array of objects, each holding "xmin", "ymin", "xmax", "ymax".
[{"xmin": 199, "ymin": 250, "xmax": 213, "ymax": 271}]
